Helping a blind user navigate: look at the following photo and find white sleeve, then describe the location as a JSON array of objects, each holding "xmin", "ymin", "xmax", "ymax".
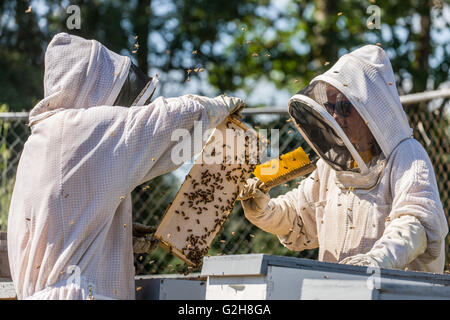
[
  {"xmin": 360, "ymin": 215, "xmax": 427, "ymax": 269},
  {"xmin": 72, "ymin": 95, "xmax": 229, "ymax": 197},
  {"xmin": 365, "ymin": 139, "xmax": 448, "ymax": 269},
  {"xmin": 122, "ymin": 95, "xmax": 231, "ymax": 188},
  {"xmin": 248, "ymin": 169, "xmax": 320, "ymax": 251}
]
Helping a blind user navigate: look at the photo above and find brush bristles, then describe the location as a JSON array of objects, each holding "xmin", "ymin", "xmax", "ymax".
[
  {"xmin": 253, "ymin": 146, "xmax": 311, "ymax": 186},
  {"xmin": 262, "ymin": 163, "xmax": 316, "ymax": 189}
]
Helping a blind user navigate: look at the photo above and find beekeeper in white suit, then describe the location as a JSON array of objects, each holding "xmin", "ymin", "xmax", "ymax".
[
  {"xmin": 7, "ymin": 32, "xmax": 245, "ymax": 300},
  {"xmin": 239, "ymin": 45, "xmax": 448, "ymax": 273}
]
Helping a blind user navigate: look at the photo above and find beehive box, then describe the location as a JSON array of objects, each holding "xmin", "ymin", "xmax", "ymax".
[{"xmin": 155, "ymin": 116, "xmax": 261, "ymax": 267}]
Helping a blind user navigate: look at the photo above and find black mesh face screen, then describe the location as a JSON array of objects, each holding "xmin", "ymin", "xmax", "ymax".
[
  {"xmin": 291, "ymin": 81, "xmax": 383, "ymax": 171},
  {"xmin": 289, "ymin": 100, "xmax": 357, "ymax": 172},
  {"xmin": 113, "ymin": 63, "xmax": 152, "ymax": 107},
  {"xmin": 289, "ymin": 81, "xmax": 363, "ymax": 172}
]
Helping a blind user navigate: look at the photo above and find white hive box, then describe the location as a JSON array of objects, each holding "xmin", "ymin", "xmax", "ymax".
[
  {"xmin": 200, "ymin": 254, "xmax": 450, "ymax": 300},
  {"xmin": 135, "ymin": 274, "xmax": 207, "ymax": 300}
]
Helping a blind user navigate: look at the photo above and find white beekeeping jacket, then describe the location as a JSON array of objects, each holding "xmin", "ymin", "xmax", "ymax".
[
  {"xmin": 7, "ymin": 33, "xmax": 231, "ymax": 299},
  {"xmin": 244, "ymin": 45, "xmax": 448, "ymax": 273}
]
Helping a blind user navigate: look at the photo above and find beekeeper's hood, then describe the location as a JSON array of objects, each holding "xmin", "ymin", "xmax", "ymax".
[
  {"xmin": 288, "ymin": 45, "xmax": 412, "ymax": 184},
  {"xmin": 29, "ymin": 32, "xmax": 158, "ymax": 125}
]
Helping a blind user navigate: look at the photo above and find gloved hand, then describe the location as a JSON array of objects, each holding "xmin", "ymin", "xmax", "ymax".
[
  {"xmin": 237, "ymin": 178, "xmax": 271, "ymax": 221},
  {"xmin": 214, "ymin": 94, "xmax": 246, "ymax": 115},
  {"xmin": 340, "ymin": 215, "xmax": 427, "ymax": 270},
  {"xmin": 186, "ymin": 94, "xmax": 245, "ymax": 127},
  {"xmin": 132, "ymin": 223, "xmax": 160, "ymax": 254},
  {"xmin": 339, "ymin": 254, "xmax": 381, "ymax": 268}
]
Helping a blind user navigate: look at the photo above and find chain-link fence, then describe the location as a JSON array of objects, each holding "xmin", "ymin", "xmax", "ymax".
[{"xmin": 0, "ymin": 96, "xmax": 449, "ymax": 275}]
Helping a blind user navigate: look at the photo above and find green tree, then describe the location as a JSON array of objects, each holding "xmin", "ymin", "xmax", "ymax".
[{"xmin": 204, "ymin": 0, "xmax": 449, "ymax": 113}]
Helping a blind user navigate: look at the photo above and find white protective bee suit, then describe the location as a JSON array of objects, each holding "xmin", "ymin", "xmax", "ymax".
[
  {"xmin": 240, "ymin": 45, "xmax": 448, "ymax": 273},
  {"xmin": 7, "ymin": 32, "xmax": 244, "ymax": 300}
]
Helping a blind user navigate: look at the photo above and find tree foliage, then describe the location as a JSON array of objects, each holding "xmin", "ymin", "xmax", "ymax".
[{"xmin": 1, "ymin": 0, "xmax": 448, "ymax": 111}]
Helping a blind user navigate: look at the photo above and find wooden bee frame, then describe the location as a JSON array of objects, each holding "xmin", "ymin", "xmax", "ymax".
[{"xmin": 154, "ymin": 115, "xmax": 260, "ymax": 267}]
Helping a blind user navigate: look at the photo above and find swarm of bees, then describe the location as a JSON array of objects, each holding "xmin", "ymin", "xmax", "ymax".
[{"xmin": 155, "ymin": 117, "xmax": 260, "ymax": 267}]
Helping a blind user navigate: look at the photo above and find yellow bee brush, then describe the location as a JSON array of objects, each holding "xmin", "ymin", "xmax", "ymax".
[{"xmin": 253, "ymin": 146, "xmax": 316, "ymax": 192}]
